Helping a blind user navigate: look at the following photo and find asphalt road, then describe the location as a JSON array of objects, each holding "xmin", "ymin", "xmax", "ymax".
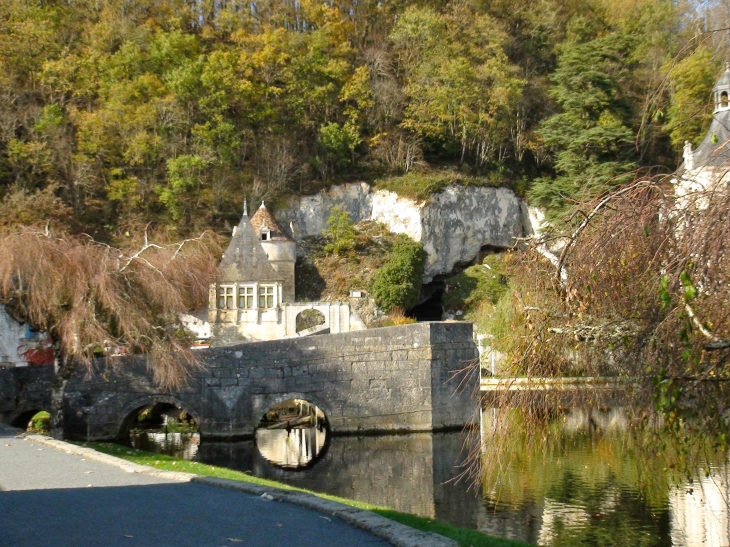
[{"xmin": 0, "ymin": 426, "xmax": 392, "ymax": 547}]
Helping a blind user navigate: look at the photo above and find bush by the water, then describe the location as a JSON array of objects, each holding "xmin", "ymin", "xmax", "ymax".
[{"xmin": 371, "ymin": 237, "xmax": 426, "ymax": 312}]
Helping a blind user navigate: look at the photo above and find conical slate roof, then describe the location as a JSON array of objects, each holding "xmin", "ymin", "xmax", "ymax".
[
  {"xmin": 691, "ymin": 110, "xmax": 730, "ymax": 168},
  {"xmin": 217, "ymin": 208, "xmax": 283, "ymax": 283},
  {"xmin": 250, "ymin": 202, "xmax": 290, "ymax": 241},
  {"xmin": 716, "ymin": 66, "xmax": 730, "ymax": 89}
]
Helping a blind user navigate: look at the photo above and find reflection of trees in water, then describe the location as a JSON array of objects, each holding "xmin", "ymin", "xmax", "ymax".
[{"xmin": 479, "ymin": 408, "xmax": 730, "ymax": 547}]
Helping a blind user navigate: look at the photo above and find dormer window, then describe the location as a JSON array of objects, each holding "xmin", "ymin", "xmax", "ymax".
[{"xmin": 260, "ymin": 221, "xmax": 271, "ymax": 241}]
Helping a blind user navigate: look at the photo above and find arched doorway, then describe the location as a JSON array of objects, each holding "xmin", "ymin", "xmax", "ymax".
[
  {"xmin": 255, "ymin": 398, "xmax": 329, "ymax": 469},
  {"xmin": 295, "ymin": 309, "xmax": 326, "ymax": 333}
]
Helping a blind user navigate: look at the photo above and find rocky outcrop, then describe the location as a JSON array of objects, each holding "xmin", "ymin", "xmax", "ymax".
[
  {"xmin": 275, "ymin": 182, "xmax": 373, "ymax": 240},
  {"xmin": 275, "ymin": 182, "xmax": 527, "ymax": 282}
]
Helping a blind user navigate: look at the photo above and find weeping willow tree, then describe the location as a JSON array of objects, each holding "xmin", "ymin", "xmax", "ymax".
[{"xmin": 0, "ymin": 213, "xmax": 221, "ymax": 438}]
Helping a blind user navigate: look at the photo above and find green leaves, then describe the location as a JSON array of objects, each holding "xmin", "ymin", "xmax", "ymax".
[
  {"xmin": 391, "ymin": 5, "xmax": 522, "ymax": 167},
  {"xmin": 371, "ymin": 236, "xmax": 426, "ymax": 312},
  {"xmin": 159, "ymin": 155, "xmax": 207, "ymax": 220},
  {"xmin": 529, "ymin": 32, "xmax": 638, "ymax": 213},
  {"xmin": 659, "ymin": 276, "xmax": 671, "ymax": 310},
  {"xmin": 665, "ymin": 46, "xmax": 719, "ymax": 150},
  {"xmin": 679, "ymin": 270, "xmax": 697, "ymax": 303},
  {"xmin": 322, "ymin": 207, "xmax": 356, "ymax": 255}
]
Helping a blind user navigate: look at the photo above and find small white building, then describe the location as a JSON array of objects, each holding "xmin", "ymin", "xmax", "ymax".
[
  {"xmin": 204, "ymin": 201, "xmax": 365, "ymax": 345},
  {"xmin": 675, "ymin": 65, "xmax": 730, "ymax": 200}
]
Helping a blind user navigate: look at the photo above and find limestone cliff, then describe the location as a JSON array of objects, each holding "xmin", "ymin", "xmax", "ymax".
[{"xmin": 275, "ymin": 182, "xmax": 527, "ymax": 282}]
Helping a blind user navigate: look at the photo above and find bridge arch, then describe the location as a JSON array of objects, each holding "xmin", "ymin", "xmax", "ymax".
[
  {"xmin": 9, "ymin": 407, "xmax": 49, "ymax": 430},
  {"xmin": 115, "ymin": 395, "xmax": 203, "ymax": 442}
]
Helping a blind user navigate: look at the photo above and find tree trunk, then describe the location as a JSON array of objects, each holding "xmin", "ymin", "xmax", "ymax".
[{"xmin": 49, "ymin": 342, "xmax": 74, "ymax": 440}]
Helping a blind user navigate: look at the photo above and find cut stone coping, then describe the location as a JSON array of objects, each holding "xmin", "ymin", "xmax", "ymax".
[{"xmin": 17, "ymin": 429, "xmax": 458, "ymax": 547}]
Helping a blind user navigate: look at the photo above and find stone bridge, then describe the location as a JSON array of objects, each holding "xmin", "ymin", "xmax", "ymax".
[{"xmin": 0, "ymin": 322, "xmax": 478, "ymax": 441}]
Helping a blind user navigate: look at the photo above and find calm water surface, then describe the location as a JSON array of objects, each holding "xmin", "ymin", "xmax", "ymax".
[{"xmin": 131, "ymin": 409, "xmax": 730, "ymax": 547}]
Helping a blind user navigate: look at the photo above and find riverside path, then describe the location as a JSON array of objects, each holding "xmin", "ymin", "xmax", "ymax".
[{"xmin": 0, "ymin": 424, "xmax": 398, "ymax": 547}]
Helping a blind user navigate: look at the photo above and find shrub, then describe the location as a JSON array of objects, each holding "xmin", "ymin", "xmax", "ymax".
[
  {"xmin": 323, "ymin": 207, "xmax": 356, "ymax": 255},
  {"xmin": 28, "ymin": 411, "xmax": 50, "ymax": 434},
  {"xmin": 371, "ymin": 236, "xmax": 426, "ymax": 312}
]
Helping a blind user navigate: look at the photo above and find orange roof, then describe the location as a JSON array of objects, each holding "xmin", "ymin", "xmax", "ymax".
[{"xmin": 250, "ymin": 202, "xmax": 290, "ymax": 241}]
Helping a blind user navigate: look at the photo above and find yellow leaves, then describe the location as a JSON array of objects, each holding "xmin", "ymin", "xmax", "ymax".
[{"xmin": 106, "ymin": 172, "xmax": 140, "ymax": 206}]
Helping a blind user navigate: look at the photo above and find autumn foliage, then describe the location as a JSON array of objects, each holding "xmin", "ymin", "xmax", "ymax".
[{"xmin": 0, "ymin": 225, "xmax": 221, "ymax": 388}]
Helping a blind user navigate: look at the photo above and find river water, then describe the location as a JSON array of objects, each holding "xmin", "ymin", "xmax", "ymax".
[{"xmin": 130, "ymin": 408, "xmax": 730, "ymax": 547}]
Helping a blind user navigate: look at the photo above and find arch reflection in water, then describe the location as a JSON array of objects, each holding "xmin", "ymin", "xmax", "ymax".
[
  {"xmin": 256, "ymin": 427, "xmax": 328, "ymax": 469},
  {"xmin": 130, "ymin": 431, "xmax": 201, "ymax": 460},
  {"xmin": 255, "ymin": 398, "xmax": 328, "ymax": 469}
]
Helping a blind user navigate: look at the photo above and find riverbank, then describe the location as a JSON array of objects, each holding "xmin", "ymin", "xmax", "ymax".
[{"xmin": 83, "ymin": 441, "xmax": 532, "ymax": 547}]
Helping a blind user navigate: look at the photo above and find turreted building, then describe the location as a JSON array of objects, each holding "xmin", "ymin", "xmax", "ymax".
[
  {"xmin": 676, "ymin": 64, "xmax": 730, "ymax": 197},
  {"xmin": 200, "ymin": 201, "xmax": 365, "ymax": 345}
]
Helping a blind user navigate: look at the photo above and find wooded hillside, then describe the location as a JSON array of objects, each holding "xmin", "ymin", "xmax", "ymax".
[{"xmin": 0, "ymin": 0, "xmax": 727, "ymax": 238}]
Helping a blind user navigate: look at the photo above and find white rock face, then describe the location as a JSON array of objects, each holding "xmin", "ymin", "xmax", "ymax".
[
  {"xmin": 276, "ymin": 182, "xmax": 526, "ymax": 282},
  {"xmin": 275, "ymin": 182, "xmax": 373, "ymax": 239},
  {"xmin": 370, "ymin": 190, "xmax": 423, "ymax": 241}
]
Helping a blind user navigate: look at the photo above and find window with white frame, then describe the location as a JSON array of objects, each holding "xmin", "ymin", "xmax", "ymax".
[
  {"xmin": 217, "ymin": 286, "xmax": 234, "ymax": 309},
  {"xmin": 258, "ymin": 286, "xmax": 275, "ymax": 308},
  {"xmin": 238, "ymin": 286, "xmax": 254, "ymax": 308}
]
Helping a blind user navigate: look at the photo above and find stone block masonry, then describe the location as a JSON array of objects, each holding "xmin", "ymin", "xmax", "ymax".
[
  {"xmin": 0, "ymin": 322, "xmax": 479, "ymax": 441},
  {"xmin": 0, "ymin": 364, "xmax": 54, "ymax": 427}
]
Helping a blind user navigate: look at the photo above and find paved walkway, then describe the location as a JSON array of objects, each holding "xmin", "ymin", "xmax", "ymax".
[{"xmin": 0, "ymin": 425, "xmax": 399, "ymax": 547}]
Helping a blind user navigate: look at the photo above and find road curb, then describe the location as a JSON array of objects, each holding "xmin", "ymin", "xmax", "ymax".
[{"xmin": 14, "ymin": 429, "xmax": 457, "ymax": 547}]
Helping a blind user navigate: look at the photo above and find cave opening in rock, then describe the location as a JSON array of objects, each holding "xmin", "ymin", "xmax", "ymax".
[{"xmin": 407, "ymin": 281, "xmax": 445, "ymax": 321}]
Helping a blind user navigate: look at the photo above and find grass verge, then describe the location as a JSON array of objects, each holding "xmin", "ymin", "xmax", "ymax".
[{"xmin": 82, "ymin": 442, "xmax": 532, "ymax": 547}]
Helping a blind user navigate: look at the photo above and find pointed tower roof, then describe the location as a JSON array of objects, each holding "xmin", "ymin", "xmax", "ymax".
[
  {"xmin": 250, "ymin": 202, "xmax": 291, "ymax": 241},
  {"xmin": 217, "ymin": 205, "xmax": 283, "ymax": 283},
  {"xmin": 682, "ymin": 66, "xmax": 730, "ymax": 170}
]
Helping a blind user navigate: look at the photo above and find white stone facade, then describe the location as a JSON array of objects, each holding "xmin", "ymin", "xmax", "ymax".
[{"xmin": 0, "ymin": 308, "xmax": 33, "ymax": 367}]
